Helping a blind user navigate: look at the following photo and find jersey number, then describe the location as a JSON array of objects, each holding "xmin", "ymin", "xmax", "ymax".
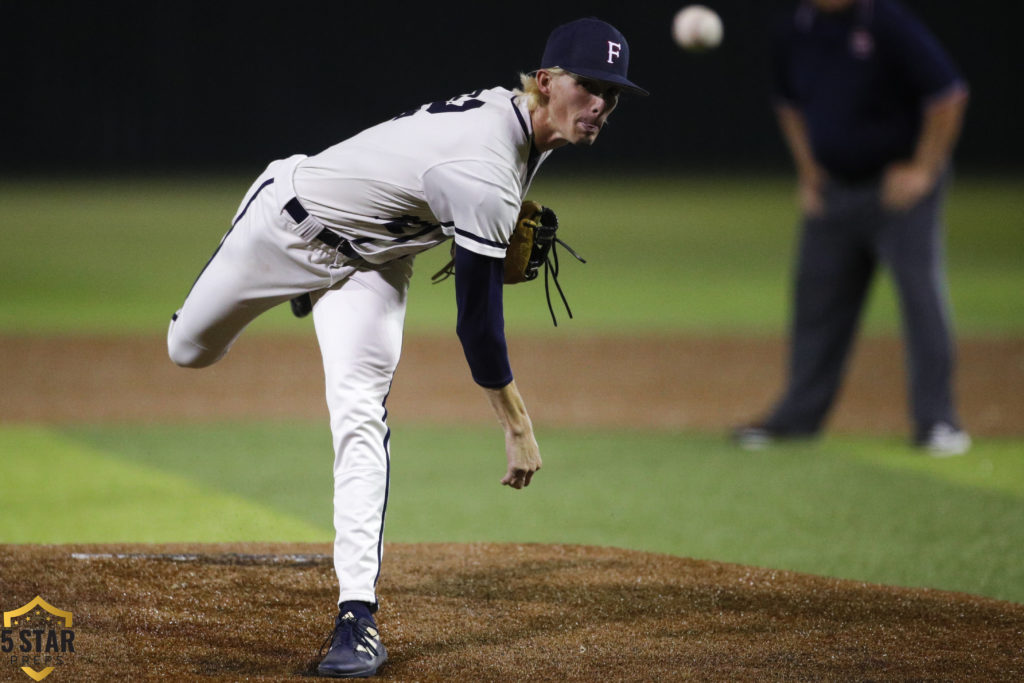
[{"xmin": 394, "ymin": 90, "xmax": 484, "ymax": 120}]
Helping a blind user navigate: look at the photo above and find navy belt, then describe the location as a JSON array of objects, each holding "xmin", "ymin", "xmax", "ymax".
[{"xmin": 284, "ymin": 197, "xmax": 361, "ymax": 260}]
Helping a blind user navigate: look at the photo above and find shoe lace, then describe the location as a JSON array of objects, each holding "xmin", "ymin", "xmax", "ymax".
[{"xmin": 318, "ymin": 612, "xmax": 380, "ymax": 658}]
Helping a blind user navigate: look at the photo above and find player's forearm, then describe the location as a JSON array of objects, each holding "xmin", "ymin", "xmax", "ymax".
[
  {"xmin": 911, "ymin": 86, "xmax": 969, "ymax": 178},
  {"xmin": 775, "ymin": 104, "xmax": 822, "ymax": 183},
  {"xmin": 487, "ymin": 378, "xmax": 541, "ymax": 489},
  {"xmin": 484, "ymin": 379, "xmax": 533, "ymax": 437}
]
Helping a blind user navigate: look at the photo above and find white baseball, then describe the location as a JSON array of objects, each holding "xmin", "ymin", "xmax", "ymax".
[{"xmin": 672, "ymin": 5, "xmax": 724, "ymax": 52}]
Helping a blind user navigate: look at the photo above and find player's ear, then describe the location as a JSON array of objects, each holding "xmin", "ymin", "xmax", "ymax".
[{"xmin": 536, "ymin": 69, "xmax": 555, "ymax": 96}]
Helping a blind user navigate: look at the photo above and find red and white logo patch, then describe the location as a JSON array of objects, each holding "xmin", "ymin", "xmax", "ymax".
[{"xmin": 850, "ymin": 29, "xmax": 874, "ymax": 59}]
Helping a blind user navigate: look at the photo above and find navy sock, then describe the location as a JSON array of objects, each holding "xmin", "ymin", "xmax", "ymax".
[{"xmin": 339, "ymin": 600, "xmax": 374, "ymax": 622}]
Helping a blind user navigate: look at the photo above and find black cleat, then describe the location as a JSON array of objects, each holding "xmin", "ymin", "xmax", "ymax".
[
  {"xmin": 317, "ymin": 608, "xmax": 387, "ymax": 678},
  {"xmin": 290, "ymin": 293, "xmax": 313, "ymax": 318}
]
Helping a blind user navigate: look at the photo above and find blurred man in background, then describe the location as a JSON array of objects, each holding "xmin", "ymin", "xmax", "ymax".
[{"xmin": 734, "ymin": 0, "xmax": 970, "ymax": 454}]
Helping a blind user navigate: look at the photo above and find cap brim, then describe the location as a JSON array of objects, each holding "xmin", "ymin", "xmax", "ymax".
[{"xmin": 562, "ymin": 66, "xmax": 649, "ymax": 97}]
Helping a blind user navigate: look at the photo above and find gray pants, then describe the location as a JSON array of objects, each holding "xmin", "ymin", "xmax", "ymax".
[{"xmin": 766, "ymin": 171, "xmax": 961, "ymax": 440}]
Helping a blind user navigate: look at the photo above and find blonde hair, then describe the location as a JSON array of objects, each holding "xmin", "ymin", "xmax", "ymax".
[{"xmin": 515, "ymin": 67, "xmax": 567, "ymax": 111}]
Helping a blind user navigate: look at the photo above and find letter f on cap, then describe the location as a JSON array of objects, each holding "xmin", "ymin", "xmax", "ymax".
[
  {"xmin": 539, "ymin": 18, "xmax": 648, "ymax": 95},
  {"xmin": 607, "ymin": 41, "xmax": 621, "ymax": 63}
]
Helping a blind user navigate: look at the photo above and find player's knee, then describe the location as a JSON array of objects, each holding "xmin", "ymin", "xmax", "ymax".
[
  {"xmin": 168, "ymin": 339, "xmax": 216, "ymax": 368},
  {"xmin": 167, "ymin": 326, "xmax": 219, "ymax": 368}
]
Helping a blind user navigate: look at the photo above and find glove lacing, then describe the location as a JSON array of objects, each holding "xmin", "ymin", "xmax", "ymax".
[
  {"xmin": 430, "ymin": 237, "xmax": 587, "ymax": 327},
  {"xmin": 543, "ymin": 237, "xmax": 586, "ymax": 327}
]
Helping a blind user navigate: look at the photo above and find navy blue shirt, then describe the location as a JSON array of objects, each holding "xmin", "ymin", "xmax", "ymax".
[{"xmin": 773, "ymin": 0, "xmax": 966, "ymax": 182}]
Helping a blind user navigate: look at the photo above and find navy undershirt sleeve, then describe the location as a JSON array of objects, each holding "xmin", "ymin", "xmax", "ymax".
[{"xmin": 454, "ymin": 243, "xmax": 513, "ymax": 389}]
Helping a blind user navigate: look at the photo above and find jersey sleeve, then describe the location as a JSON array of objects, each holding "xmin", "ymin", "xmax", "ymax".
[
  {"xmin": 422, "ymin": 160, "xmax": 521, "ymax": 259},
  {"xmin": 882, "ymin": 3, "xmax": 966, "ymax": 101}
]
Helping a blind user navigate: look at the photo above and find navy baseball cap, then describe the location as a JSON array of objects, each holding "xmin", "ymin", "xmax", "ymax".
[{"xmin": 540, "ymin": 18, "xmax": 648, "ymax": 96}]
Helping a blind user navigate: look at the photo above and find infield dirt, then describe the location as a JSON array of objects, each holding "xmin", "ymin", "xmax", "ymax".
[
  {"xmin": 2, "ymin": 333, "xmax": 1022, "ymax": 435},
  {"xmin": 3, "ymin": 543, "xmax": 1024, "ymax": 681},
  {"xmin": 2, "ymin": 333, "xmax": 1023, "ymax": 681}
]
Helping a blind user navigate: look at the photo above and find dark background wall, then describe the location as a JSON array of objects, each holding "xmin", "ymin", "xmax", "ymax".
[{"xmin": 1, "ymin": 0, "xmax": 1020, "ymax": 174}]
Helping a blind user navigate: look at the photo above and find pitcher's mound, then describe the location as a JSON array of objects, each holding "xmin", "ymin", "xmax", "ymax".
[{"xmin": 3, "ymin": 542, "xmax": 1022, "ymax": 680}]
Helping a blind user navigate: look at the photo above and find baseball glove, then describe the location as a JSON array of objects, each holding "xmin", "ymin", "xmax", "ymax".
[
  {"xmin": 504, "ymin": 200, "xmax": 557, "ymax": 284},
  {"xmin": 431, "ymin": 200, "xmax": 586, "ymax": 326}
]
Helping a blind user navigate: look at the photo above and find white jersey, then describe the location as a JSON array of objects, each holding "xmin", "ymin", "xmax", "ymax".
[{"xmin": 292, "ymin": 86, "xmax": 550, "ymax": 264}]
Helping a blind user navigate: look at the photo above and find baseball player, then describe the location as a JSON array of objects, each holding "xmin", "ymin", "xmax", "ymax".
[
  {"xmin": 733, "ymin": 0, "xmax": 970, "ymax": 454},
  {"xmin": 167, "ymin": 18, "xmax": 646, "ymax": 678}
]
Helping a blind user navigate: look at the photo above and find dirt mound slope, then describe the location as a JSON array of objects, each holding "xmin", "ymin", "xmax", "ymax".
[{"xmin": 3, "ymin": 543, "xmax": 1022, "ymax": 681}]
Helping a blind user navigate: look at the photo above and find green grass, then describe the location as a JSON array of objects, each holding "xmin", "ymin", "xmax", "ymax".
[
  {"xmin": 1, "ymin": 174, "xmax": 1021, "ymax": 335},
  {"xmin": 3, "ymin": 421, "xmax": 1021, "ymax": 604},
  {"xmin": 2, "ymin": 175, "xmax": 1021, "ymax": 606},
  {"xmin": 0, "ymin": 425, "xmax": 326, "ymax": 543}
]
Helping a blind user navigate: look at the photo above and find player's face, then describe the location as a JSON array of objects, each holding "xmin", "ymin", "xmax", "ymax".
[{"xmin": 543, "ymin": 71, "xmax": 620, "ymax": 147}]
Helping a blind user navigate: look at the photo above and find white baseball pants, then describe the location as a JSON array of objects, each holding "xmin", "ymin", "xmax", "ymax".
[{"xmin": 167, "ymin": 154, "xmax": 412, "ymax": 606}]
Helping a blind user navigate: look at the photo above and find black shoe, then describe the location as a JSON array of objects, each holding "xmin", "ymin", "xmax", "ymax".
[
  {"xmin": 290, "ymin": 293, "xmax": 313, "ymax": 318},
  {"xmin": 317, "ymin": 607, "xmax": 387, "ymax": 678}
]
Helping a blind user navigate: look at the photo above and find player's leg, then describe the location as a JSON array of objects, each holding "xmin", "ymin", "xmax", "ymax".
[
  {"xmin": 311, "ymin": 257, "xmax": 414, "ymax": 608},
  {"xmin": 766, "ymin": 186, "xmax": 876, "ymax": 434},
  {"xmin": 878, "ymin": 173, "xmax": 962, "ymax": 438},
  {"xmin": 168, "ymin": 160, "xmax": 330, "ymax": 368}
]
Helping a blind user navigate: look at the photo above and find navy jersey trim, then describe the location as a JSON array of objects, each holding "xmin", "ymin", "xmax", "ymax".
[
  {"xmin": 232, "ymin": 178, "xmax": 274, "ymax": 226},
  {"xmin": 510, "ymin": 96, "xmax": 530, "ymax": 138},
  {"xmin": 184, "ymin": 177, "xmax": 275, "ymax": 301},
  {"xmin": 511, "ymin": 97, "xmax": 541, "ymax": 184},
  {"xmin": 455, "ymin": 227, "xmax": 508, "ymax": 249},
  {"xmin": 393, "ymin": 223, "xmax": 443, "ymax": 244},
  {"xmin": 373, "ymin": 384, "xmax": 393, "ymax": 590}
]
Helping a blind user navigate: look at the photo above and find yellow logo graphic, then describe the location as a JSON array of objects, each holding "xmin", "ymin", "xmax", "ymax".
[{"xmin": 2, "ymin": 597, "xmax": 75, "ymax": 681}]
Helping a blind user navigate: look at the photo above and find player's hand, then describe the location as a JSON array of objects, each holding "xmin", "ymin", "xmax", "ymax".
[
  {"xmin": 882, "ymin": 162, "xmax": 935, "ymax": 212},
  {"xmin": 798, "ymin": 180, "xmax": 825, "ymax": 217},
  {"xmin": 501, "ymin": 429, "xmax": 542, "ymax": 489},
  {"xmin": 796, "ymin": 169, "xmax": 826, "ymax": 217},
  {"xmin": 482, "ymin": 380, "xmax": 541, "ymax": 489}
]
